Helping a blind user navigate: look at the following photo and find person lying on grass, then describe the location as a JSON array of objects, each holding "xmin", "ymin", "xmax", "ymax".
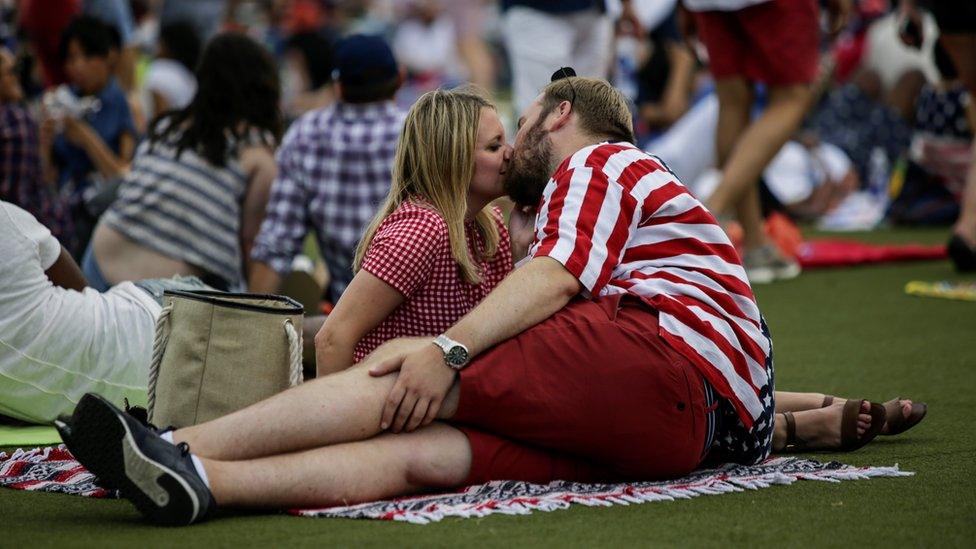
[{"xmin": 58, "ymin": 81, "xmax": 918, "ymax": 527}]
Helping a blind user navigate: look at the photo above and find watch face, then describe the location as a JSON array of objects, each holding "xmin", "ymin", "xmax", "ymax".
[{"xmin": 446, "ymin": 345, "xmax": 468, "ymax": 367}]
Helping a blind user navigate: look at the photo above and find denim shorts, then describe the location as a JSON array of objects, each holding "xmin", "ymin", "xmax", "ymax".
[{"xmin": 132, "ymin": 276, "xmax": 214, "ymax": 306}]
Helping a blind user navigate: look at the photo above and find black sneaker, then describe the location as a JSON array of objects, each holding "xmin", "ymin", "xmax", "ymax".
[{"xmin": 63, "ymin": 393, "xmax": 216, "ymax": 526}]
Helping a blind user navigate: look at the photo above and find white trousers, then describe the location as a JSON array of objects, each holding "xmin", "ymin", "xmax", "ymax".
[{"xmin": 503, "ymin": 6, "xmax": 614, "ymax": 115}]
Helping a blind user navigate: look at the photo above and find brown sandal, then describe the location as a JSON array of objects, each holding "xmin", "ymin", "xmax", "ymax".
[
  {"xmin": 783, "ymin": 399, "xmax": 886, "ymax": 452},
  {"xmin": 822, "ymin": 395, "xmax": 927, "ymax": 436},
  {"xmin": 881, "ymin": 397, "xmax": 927, "ymax": 436}
]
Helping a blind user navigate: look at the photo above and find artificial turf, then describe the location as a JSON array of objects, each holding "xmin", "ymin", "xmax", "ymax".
[{"xmin": 2, "ymin": 227, "xmax": 974, "ymax": 547}]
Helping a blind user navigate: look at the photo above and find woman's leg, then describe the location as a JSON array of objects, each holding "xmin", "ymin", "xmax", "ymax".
[{"xmin": 771, "ymin": 400, "xmax": 874, "ymax": 452}]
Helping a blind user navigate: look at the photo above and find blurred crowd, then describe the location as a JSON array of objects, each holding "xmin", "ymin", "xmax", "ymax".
[{"xmin": 0, "ymin": 0, "xmax": 973, "ymax": 297}]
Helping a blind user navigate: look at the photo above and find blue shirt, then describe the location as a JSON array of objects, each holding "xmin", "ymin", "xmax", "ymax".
[{"xmin": 53, "ymin": 78, "xmax": 135, "ymax": 196}]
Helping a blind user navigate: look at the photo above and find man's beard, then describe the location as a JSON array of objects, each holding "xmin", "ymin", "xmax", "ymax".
[{"xmin": 504, "ymin": 123, "xmax": 554, "ymax": 208}]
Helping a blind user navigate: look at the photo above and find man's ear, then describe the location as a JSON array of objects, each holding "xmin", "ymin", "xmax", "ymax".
[{"xmin": 547, "ymin": 100, "xmax": 573, "ymax": 132}]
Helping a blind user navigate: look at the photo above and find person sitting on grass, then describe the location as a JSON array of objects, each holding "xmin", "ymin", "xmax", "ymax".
[
  {"xmin": 83, "ymin": 32, "xmax": 281, "ymax": 292},
  {"xmin": 57, "ymin": 80, "xmax": 901, "ymax": 526}
]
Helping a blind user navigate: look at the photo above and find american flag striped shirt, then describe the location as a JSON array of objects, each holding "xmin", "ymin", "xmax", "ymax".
[{"xmin": 527, "ymin": 142, "xmax": 772, "ymax": 429}]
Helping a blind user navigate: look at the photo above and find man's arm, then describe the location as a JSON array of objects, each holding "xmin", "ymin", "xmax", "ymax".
[
  {"xmin": 370, "ymin": 256, "xmax": 581, "ymax": 432},
  {"xmin": 45, "ymin": 246, "xmax": 88, "ymax": 291}
]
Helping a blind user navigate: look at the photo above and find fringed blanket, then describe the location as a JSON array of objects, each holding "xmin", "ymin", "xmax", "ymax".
[{"xmin": 1, "ymin": 446, "xmax": 912, "ymax": 523}]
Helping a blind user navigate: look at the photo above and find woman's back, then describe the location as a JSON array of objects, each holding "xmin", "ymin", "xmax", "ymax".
[{"xmin": 96, "ymin": 127, "xmax": 265, "ymax": 289}]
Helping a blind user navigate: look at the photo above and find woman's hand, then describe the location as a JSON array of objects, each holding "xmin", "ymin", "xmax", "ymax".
[{"xmin": 509, "ymin": 205, "xmax": 537, "ymax": 262}]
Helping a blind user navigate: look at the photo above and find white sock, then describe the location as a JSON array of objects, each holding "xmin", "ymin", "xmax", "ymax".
[
  {"xmin": 158, "ymin": 431, "xmax": 210, "ymax": 489},
  {"xmin": 190, "ymin": 455, "xmax": 211, "ymax": 489}
]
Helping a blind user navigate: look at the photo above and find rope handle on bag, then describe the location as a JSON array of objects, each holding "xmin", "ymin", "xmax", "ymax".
[
  {"xmin": 285, "ymin": 319, "xmax": 303, "ymax": 386},
  {"xmin": 146, "ymin": 304, "xmax": 173, "ymax": 422}
]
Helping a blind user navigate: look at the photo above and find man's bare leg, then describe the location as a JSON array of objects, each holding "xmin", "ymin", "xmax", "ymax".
[
  {"xmin": 204, "ymin": 423, "xmax": 471, "ymax": 509},
  {"xmin": 173, "ymin": 345, "xmax": 460, "ymax": 461}
]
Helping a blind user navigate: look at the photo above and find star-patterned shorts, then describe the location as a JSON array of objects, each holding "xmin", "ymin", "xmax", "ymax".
[{"xmin": 705, "ymin": 318, "xmax": 776, "ymax": 466}]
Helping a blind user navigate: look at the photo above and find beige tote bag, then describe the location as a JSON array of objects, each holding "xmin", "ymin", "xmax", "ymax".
[{"xmin": 147, "ymin": 290, "xmax": 304, "ymax": 428}]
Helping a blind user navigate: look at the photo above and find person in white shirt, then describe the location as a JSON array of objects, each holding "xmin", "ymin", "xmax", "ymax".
[
  {"xmin": 0, "ymin": 200, "xmax": 206, "ymax": 423},
  {"xmin": 143, "ymin": 21, "xmax": 199, "ymax": 119}
]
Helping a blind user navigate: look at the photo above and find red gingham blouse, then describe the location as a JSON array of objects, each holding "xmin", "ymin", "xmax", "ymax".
[{"xmin": 354, "ymin": 199, "xmax": 512, "ymax": 361}]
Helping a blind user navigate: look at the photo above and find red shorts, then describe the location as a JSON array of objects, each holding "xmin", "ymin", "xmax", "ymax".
[
  {"xmin": 695, "ymin": 0, "xmax": 819, "ymax": 86},
  {"xmin": 451, "ymin": 295, "xmax": 709, "ymax": 485}
]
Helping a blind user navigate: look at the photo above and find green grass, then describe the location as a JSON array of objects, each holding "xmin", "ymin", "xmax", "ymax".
[{"xmin": 2, "ymin": 227, "xmax": 974, "ymax": 547}]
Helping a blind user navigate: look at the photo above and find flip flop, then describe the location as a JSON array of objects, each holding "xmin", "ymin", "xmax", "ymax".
[
  {"xmin": 881, "ymin": 397, "xmax": 927, "ymax": 436},
  {"xmin": 782, "ymin": 399, "xmax": 886, "ymax": 452}
]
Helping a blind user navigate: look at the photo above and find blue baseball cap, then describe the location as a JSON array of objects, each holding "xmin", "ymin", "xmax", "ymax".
[{"xmin": 332, "ymin": 34, "xmax": 398, "ymax": 86}]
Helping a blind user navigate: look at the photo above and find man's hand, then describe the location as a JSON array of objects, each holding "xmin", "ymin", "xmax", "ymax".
[
  {"xmin": 63, "ymin": 116, "xmax": 92, "ymax": 147},
  {"xmin": 369, "ymin": 342, "xmax": 456, "ymax": 433}
]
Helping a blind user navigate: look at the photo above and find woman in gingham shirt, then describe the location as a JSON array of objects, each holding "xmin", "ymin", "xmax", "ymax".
[{"xmin": 314, "ymin": 88, "xmax": 515, "ymax": 375}]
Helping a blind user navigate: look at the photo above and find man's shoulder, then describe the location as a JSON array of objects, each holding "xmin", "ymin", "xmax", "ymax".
[{"xmin": 563, "ymin": 143, "xmax": 676, "ymax": 186}]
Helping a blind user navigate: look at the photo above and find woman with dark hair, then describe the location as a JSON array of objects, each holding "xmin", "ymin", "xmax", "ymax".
[
  {"xmin": 82, "ymin": 32, "xmax": 282, "ymax": 291},
  {"xmin": 144, "ymin": 21, "xmax": 202, "ymax": 117}
]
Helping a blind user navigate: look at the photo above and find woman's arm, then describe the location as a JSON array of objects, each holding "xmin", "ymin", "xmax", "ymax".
[
  {"xmin": 63, "ymin": 117, "xmax": 133, "ymax": 179},
  {"xmin": 239, "ymin": 145, "xmax": 277, "ymax": 275},
  {"xmin": 314, "ymin": 270, "xmax": 405, "ymax": 376}
]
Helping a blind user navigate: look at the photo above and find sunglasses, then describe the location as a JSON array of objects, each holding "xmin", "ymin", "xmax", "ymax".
[{"xmin": 550, "ymin": 66, "xmax": 577, "ymax": 108}]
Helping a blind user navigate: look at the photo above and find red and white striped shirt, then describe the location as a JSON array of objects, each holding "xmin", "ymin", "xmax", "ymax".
[{"xmin": 528, "ymin": 142, "xmax": 771, "ymax": 429}]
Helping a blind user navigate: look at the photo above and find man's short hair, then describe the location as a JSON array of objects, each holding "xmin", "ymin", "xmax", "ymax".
[
  {"xmin": 539, "ymin": 77, "xmax": 635, "ymax": 144},
  {"xmin": 59, "ymin": 15, "xmax": 118, "ymax": 61}
]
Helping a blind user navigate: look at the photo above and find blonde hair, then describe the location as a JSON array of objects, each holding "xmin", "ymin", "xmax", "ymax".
[
  {"xmin": 540, "ymin": 77, "xmax": 635, "ymax": 144},
  {"xmin": 353, "ymin": 87, "xmax": 500, "ymax": 284}
]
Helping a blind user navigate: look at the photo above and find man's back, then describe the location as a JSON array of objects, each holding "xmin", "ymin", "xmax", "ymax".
[
  {"xmin": 529, "ymin": 142, "xmax": 771, "ymax": 430},
  {"xmin": 251, "ymin": 101, "xmax": 406, "ymax": 303}
]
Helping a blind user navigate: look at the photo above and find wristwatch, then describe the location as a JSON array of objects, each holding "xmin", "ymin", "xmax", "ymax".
[{"xmin": 432, "ymin": 334, "xmax": 470, "ymax": 370}]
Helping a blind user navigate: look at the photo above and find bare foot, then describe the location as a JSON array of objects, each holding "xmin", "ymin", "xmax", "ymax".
[
  {"xmin": 881, "ymin": 398, "xmax": 917, "ymax": 435},
  {"xmin": 773, "ymin": 401, "xmax": 874, "ymax": 451}
]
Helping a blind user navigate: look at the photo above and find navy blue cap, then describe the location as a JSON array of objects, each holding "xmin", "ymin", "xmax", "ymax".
[{"xmin": 332, "ymin": 34, "xmax": 397, "ymax": 86}]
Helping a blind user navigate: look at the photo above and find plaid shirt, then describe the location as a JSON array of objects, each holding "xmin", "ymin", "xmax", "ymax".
[
  {"xmin": 0, "ymin": 104, "xmax": 74, "ymax": 250},
  {"xmin": 251, "ymin": 101, "xmax": 406, "ymax": 302}
]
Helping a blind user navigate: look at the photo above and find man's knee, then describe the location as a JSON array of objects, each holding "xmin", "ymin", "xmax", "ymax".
[{"xmin": 402, "ymin": 424, "xmax": 471, "ymax": 488}]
